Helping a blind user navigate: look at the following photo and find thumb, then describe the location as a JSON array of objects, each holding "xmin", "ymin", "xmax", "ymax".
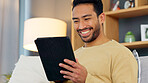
[{"xmin": 76, "ymin": 58, "xmax": 79, "ymax": 63}]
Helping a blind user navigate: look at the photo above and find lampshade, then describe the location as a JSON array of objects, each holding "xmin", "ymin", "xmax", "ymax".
[{"xmin": 23, "ymin": 18, "xmax": 67, "ymax": 52}]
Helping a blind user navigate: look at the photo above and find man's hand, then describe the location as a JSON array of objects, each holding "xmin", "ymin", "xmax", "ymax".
[{"xmin": 59, "ymin": 59, "xmax": 87, "ymax": 83}]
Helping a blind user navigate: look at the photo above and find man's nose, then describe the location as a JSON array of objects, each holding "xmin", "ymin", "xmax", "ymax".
[{"xmin": 79, "ymin": 21, "xmax": 87, "ymax": 29}]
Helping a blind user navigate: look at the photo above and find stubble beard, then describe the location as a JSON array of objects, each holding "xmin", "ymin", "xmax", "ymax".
[{"xmin": 78, "ymin": 27, "xmax": 100, "ymax": 43}]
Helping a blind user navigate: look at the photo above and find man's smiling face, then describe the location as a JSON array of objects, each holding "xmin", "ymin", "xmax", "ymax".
[{"xmin": 72, "ymin": 4, "xmax": 101, "ymax": 43}]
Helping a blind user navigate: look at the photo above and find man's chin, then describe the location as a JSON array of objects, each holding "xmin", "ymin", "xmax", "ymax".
[
  {"xmin": 81, "ymin": 35, "xmax": 98, "ymax": 43},
  {"xmin": 81, "ymin": 37, "xmax": 92, "ymax": 43},
  {"xmin": 79, "ymin": 34, "xmax": 93, "ymax": 43}
]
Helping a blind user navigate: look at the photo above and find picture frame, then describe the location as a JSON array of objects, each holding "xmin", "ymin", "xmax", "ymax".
[{"xmin": 141, "ymin": 24, "xmax": 148, "ymax": 41}]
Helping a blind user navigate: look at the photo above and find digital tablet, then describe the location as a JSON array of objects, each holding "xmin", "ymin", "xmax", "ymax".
[{"xmin": 34, "ymin": 36, "xmax": 76, "ymax": 81}]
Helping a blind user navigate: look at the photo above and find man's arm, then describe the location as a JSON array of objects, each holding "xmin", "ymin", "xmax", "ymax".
[{"xmin": 111, "ymin": 51, "xmax": 138, "ymax": 83}]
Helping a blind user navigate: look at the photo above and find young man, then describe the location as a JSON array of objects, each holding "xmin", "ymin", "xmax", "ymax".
[{"xmin": 58, "ymin": 0, "xmax": 138, "ymax": 83}]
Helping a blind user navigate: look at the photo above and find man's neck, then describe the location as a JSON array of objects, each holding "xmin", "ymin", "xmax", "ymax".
[{"xmin": 84, "ymin": 34, "xmax": 110, "ymax": 47}]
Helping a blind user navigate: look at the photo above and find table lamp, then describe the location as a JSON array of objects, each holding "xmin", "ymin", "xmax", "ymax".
[{"xmin": 23, "ymin": 18, "xmax": 67, "ymax": 52}]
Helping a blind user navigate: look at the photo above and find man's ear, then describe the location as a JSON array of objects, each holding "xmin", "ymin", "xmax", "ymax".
[{"xmin": 99, "ymin": 13, "xmax": 105, "ymax": 24}]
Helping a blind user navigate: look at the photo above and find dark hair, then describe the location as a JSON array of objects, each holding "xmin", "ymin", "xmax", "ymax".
[{"xmin": 72, "ymin": 0, "xmax": 103, "ymax": 16}]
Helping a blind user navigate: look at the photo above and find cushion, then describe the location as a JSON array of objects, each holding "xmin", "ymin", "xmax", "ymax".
[
  {"xmin": 133, "ymin": 50, "xmax": 148, "ymax": 83},
  {"xmin": 140, "ymin": 56, "xmax": 148, "ymax": 83},
  {"xmin": 8, "ymin": 55, "xmax": 49, "ymax": 83}
]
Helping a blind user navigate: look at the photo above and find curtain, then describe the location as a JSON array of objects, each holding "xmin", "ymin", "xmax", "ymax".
[{"xmin": 0, "ymin": 0, "xmax": 19, "ymax": 82}]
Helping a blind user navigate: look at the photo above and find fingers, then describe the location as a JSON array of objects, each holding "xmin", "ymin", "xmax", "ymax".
[
  {"xmin": 60, "ymin": 70, "xmax": 79, "ymax": 83},
  {"xmin": 59, "ymin": 63, "xmax": 75, "ymax": 72},
  {"xmin": 63, "ymin": 59, "xmax": 80, "ymax": 68},
  {"xmin": 63, "ymin": 75, "xmax": 73, "ymax": 80},
  {"xmin": 59, "ymin": 59, "xmax": 81, "ymax": 73},
  {"xmin": 59, "ymin": 59, "xmax": 87, "ymax": 83},
  {"xmin": 63, "ymin": 75, "xmax": 77, "ymax": 83},
  {"xmin": 60, "ymin": 70, "xmax": 74, "ymax": 77}
]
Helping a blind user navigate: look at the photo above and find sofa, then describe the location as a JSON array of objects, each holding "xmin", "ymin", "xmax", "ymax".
[{"xmin": 8, "ymin": 54, "xmax": 148, "ymax": 83}]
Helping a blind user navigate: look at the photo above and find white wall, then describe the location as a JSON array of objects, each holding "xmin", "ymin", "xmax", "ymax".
[
  {"xmin": 27, "ymin": 0, "xmax": 72, "ymax": 37},
  {"xmin": 19, "ymin": 0, "xmax": 72, "ymax": 56}
]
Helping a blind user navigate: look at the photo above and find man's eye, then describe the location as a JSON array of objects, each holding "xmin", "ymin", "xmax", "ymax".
[
  {"xmin": 74, "ymin": 21, "xmax": 79, "ymax": 23},
  {"xmin": 85, "ymin": 18, "xmax": 90, "ymax": 20}
]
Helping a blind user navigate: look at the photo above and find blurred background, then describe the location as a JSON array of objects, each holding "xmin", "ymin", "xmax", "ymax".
[
  {"xmin": 0, "ymin": 0, "xmax": 148, "ymax": 83},
  {"xmin": 0, "ymin": 0, "xmax": 72, "ymax": 82}
]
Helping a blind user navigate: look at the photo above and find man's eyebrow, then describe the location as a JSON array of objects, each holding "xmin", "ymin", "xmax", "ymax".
[
  {"xmin": 72, "ymin": 17, "xmax": 78, "ymax": 20},
  {"xmin": 82, "ymin": 14, "xmax": 92, "ymax": 18},
  {"xmin": 72, "ymin": 14, "xmax": 92, "ymax": 20}
]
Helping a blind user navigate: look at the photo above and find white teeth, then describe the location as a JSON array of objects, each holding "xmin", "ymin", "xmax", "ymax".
[{"xmin": 81, "ymin": 31, "xmax": 90, "ymax": 34}]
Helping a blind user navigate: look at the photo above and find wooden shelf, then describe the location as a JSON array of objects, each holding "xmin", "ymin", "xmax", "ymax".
[
  {"xmin": 104, "ymin": 5, "xmax": 148, "ymax": 49},
  {"xmin": 121, "ymin": 41, "xmax": 148, "ymax": 49},
  {"xmin": 105, "ymin": 5, "xmax": 148, "ymax": 19}
]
